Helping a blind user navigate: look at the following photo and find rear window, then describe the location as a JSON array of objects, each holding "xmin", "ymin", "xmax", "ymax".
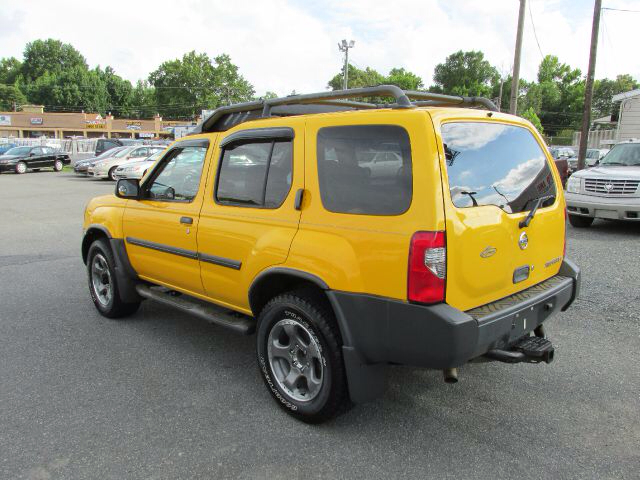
[
  {"xmin": 442, "ymin": 122, "xmax": 556, "ymax": 214},
  {"xmin": 317, "ymin": 125, "xmax": 412, "ymax": 215}
]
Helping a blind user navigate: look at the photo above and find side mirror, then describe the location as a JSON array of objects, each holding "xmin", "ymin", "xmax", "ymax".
[{"xmin": 116, "ymin": 178, "xmax": 140, "ymax": 199}]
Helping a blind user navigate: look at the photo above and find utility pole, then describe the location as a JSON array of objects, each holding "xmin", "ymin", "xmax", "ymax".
[
  {"xmin": 338, "ymin": 39, "xmax": 355, "ymax": 90},
  {"xmin": 577, "ymin": 0, "xmax": 602, "ymax": 171},
  {"xmin": 509, "ymin": 0, "xmax": 526, "ymax": 114}
]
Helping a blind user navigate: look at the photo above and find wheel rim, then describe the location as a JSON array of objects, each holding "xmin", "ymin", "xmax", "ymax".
[
  {"xmin": 91, "ymin": 253, "xmax": 112, "ymax": 307},
  {"xmin": 17, "ymin": 162, "xmax": 26, "ymax": 173},
  {"xmin": 267, "ymin": 318, "xmax": 324, "ymax": 402},
  {"xmin": 55, "ymin": 160, "xmax": 62, "ymax": 170}
]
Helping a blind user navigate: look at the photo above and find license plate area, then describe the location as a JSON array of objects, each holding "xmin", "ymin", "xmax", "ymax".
[{"xmin": 513, "ymin": 265, "xmax": 530, "ymax": 284}]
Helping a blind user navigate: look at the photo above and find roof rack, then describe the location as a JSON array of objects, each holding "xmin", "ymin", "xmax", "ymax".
[{"xmin": 191, "ymin": 85, "xmax": 498, "ymax": 134}]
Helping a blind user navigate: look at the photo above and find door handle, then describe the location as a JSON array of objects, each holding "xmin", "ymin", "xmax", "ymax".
[
  {"xmin": 180, "ymin": 216, "xmax": 193, "ymax": 225},
  {"xmin": 294, "ymin": 189, "xmax": 304, "ymax": 210}
]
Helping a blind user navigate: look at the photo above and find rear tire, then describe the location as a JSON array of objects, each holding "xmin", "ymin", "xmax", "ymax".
[
  {"xmin": 53, "ymin": 159, "xmax": 63, "ymax": 171},
  {"xmin": 87, "ymin": 239, "xmax": 140, "ymax": 318},
  {"xmin": 15, "ymin": 161, "xmax": 27, "ymax": 174},
  {"xmin": 256, "ymin": 290, "xmax": 348, "ymax": 424},
  {"xmin": 568, "ymin": 214, "xmax": 594, "ymax": 228}
]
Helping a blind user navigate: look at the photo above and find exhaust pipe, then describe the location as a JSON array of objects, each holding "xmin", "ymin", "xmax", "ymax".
[{"xmin": 443, "ymin": 367, "xmax": 458, "ymax": 383}]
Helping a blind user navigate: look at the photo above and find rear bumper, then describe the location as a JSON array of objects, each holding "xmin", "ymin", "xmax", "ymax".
[
  {"xmin": 566, "ymin": 191, "xmax": 640, "ymax": 220},
  {"xmin": 329, "ymin": 258, "xmax": 580, "ymax": 402}
]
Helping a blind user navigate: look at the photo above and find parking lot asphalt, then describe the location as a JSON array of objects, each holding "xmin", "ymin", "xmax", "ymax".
[{"xmin": 1, "ymin": 171, "xmax": 639, "ymax": 480}]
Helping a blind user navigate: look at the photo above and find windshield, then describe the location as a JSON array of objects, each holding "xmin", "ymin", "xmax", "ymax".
[
  {"xmin": 5, "ymin": 146, "xmax": 31, "ymax": 156},
  {"xmin": 146, "ymin": 150, "xmax": 164, "ymax": 161},
  {"xmin": 114, "ymin": 148, "xmax": 132, "ymax": 158},
  {"xmin": 96, "ymin": 147, "xmax": 124, "ymax": 159},
  {"xmin": 442, "ymin": 122, "xmax": 556, "ymax": 214},
  {"xmin": 599, "ymin": 143, "xmax": 640, "ymax": 166}
]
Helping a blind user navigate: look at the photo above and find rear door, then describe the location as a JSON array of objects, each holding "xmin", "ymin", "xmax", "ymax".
[
  {"xmin": 434, "ymin": 117, "xmax": 565, "ymax": 312},
  {"xmin": 197, "ymin": 122, "xmax": 303, "ymax": 313}
]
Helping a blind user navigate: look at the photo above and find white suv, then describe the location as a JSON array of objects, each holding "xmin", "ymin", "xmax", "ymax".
[{"xmin": 566, "ymin": 140, "xmax": 640, "ymax": 227}]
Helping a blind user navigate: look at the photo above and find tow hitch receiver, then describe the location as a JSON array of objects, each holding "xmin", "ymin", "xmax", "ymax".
[{"xmin": 486, "ymin": 336, "xmax": 555, "ymax": 364}]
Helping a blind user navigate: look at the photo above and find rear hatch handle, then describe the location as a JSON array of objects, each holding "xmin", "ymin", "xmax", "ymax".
[{"xmin": 519, "ymin": 195, "xmax": 555, "ymax": 229}]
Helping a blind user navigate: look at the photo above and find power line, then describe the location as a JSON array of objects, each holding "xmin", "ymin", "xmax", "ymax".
[
  {"xmin": 601, "ymin": 7, "xmax": 640, "ymax": 13},
  {"xmin": 528, "ymin": 0, "xmax": 545, "ymax": 59}
]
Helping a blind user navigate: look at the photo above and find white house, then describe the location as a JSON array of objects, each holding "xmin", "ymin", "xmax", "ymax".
[{"xmin": 613, "ymin": 89, "xmax": 640, "ymax": 141}]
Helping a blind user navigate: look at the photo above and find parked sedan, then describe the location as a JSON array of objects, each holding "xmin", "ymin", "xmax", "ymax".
[
  {"xmin": 112, "ymin": 149, "xmax": 165, "ymax": 180},
  {"xmin": 566, "ymin": 140, "xmax": 640, "ymax": 227},
  {"xmin": 0, "ymin": 146, "xmax": 70, "ymax": 174},
  {"xmin": 74, "ymin": 147, "xmax": 127, "ymax": 175},
  {"xmin": 87, "ymin": 146, "xmax": 164, "ymax": 180}
]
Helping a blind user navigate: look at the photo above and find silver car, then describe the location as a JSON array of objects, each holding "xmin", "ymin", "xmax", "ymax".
[
  {"xmin": 566, "ymin": 139, "xmax": 640, "ymax": 227},
  {"xmin": 567, "ymin": 148, "xmax": 609, "ymax": 173},
  {"xmin": 87, "ymin": 146, "xmax": 164, "ymax": 180},
  {"xmin": 112, "ymin": 149, "xmax": 165, "ymax": 180}
]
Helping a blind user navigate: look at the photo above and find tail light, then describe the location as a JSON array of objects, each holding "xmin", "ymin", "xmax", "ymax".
[{"xmin": 408, "ymin": 231, "xmax": 446, "ymax": 304}]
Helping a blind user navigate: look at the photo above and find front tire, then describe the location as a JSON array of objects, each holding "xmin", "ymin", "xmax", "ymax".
[
  {"xmin": 568, "ymin": 214, "xmax": 594, "ymax": 228},
  {"xmin": 87, "ymin": 239, "xmax": 140, "ymax": 318},
  {"xmin": 108, "ymin": 167, "xmax": 117, "ymax": 181},
  {"xmin": 256, "ymin": 290, "xmax": 348, "ymax": 423},
  {"xmin": 15, "ymin": 161, "xmax": 27, "ymax": 174},
  {"xmin": 53, "ymin": 159, "xmax": 63, "ymax": 171}
]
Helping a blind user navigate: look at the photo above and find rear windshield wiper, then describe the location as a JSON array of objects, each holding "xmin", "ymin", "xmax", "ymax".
[{"xmin": 519, "ymin": 195, "xmax": 555, "ymax": 229}]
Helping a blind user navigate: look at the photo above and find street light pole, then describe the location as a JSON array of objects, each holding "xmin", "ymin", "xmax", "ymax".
[{"xmin": 338, "ymin": 39, "xmax": 355, "ymax": 90}]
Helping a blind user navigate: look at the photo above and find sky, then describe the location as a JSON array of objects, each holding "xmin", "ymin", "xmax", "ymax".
[{"xmin": 0, "ymin": 0, "xmax": 638, "ymax": 96}]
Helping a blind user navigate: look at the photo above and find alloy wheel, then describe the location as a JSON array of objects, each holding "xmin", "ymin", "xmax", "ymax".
[
  {"xmin": 91, "ymin": 253, "xmax": 112, "ymax": 307},
  {"xmin": 267, "ymin": 318, "xmax": 324, "ymax": 402}
]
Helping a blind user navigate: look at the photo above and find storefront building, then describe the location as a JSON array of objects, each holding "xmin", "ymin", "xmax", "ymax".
[{"xmin": 0, "ymin": 105, "xmax": 194, "ymax": 139}]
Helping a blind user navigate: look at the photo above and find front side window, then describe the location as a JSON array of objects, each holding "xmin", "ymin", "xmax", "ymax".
[
  {"xmin": 216, "ymin": 140, "xmax": 292, "ymax": 208},
  {"xmin": 146, "ymin": 146, "xmax": 207, "ymax": 201},
  {"xmin": 317, "ymin": 125, "xmax": 412, "ymax": 215},
  {"xmin": 442, "ymin": 122, "xmax": 556, "ymax": 214}
]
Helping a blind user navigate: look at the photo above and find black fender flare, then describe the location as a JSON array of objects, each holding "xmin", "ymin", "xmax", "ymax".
[
  {"xmin": 82, "ymin": 226, "xmax": 141, "ymax": 303},
  {"xmin": 248, "ymin": 267, "xmax": 384, "ymax": 403}
]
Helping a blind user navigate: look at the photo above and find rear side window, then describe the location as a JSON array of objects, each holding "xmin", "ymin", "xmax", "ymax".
[
  {"xmin": 216, "ymin": 140, "xmax": 292, "ymax": 208},
  {"xmin": 317, "ymin": 125, "xmax": 412, "ymax": 215},
  {"xmin": 442, "ymin": 122, "xmax": 556, "ymax": 214}
]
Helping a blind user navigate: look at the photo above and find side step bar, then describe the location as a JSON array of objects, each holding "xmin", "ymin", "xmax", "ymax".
[{"xmin": 135, "ymin": 284, "xmax": 255, "ymax": 335}]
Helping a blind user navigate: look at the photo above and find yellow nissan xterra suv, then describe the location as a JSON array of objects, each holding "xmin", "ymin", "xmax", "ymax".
[{"xmin": 82, "ymin": 86, "xmax": 580, "ymax": 423}]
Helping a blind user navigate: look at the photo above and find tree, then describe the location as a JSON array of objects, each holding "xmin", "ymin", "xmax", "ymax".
[
  {"xmin": 212, "ymin": 54, "xmax": 254, "ymax": 106},
  {"xmin": 0, "ymin": 57, "xmax": 22, "ymax": 84},
  {"xmin": 533, "ymin": 55, "xmax": 584, "ymax": 136},
  {"xmin": 521, "ymin": 107, "xmax": 544, "ymax": 134},
  {"xmin": 593, "ymin": 74, "xmax": 639, "ymax": 118},
  {"xmin": 386, "ymin": 68, "xmax": 423, "ymax": 90},
  {"xmin": 97, "ymin": 66, "xmax": 135, "ymax": 117},
  {"xmin": 130, "ymin": 80, "xmax": 156, "ymax": 119},
  {"xmin": 326, "ymin": 65, "xmax": 423, "ymax": 104},
  {"xmin": 149, "ymin": 51, "xmax": 254, "ymax": 119},
  {"xmin": 0, "ymin": 84, "xmax": 27, "ymax": 111},
  {"xmin": 327, "ymin": 65, "xmax": 385, "ymax": 91},
  {"xmin": 431, "ymin": 50, "xmax": 499, "ymax": 97},
  {"xmin": 24, "ymin": 66, "xmax": 109, "ymax": 113},
  {"xmin": 21, "ymin": 39, "xmax": 87, "ymax": 82}
]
